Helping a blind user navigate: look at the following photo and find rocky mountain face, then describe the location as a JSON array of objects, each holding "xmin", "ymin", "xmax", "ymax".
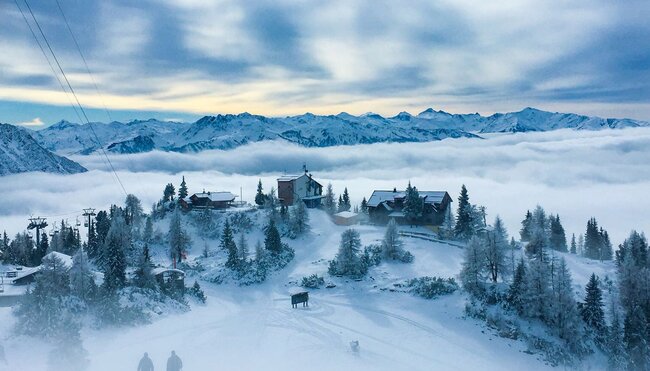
[
  {"xmin": 32, "ymin": 108, "xmax": 648, "ymax": 155},
  {"xmin": 0, "ymin": 123, "xmax": 87, "ymax": 175}
]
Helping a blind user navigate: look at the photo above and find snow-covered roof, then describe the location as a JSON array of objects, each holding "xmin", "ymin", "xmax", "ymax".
[
  {"xmin": 388, "ymin": 211, "xmax": 405, "ymax": 218},
  {"xmin": 367, "ymin": 190, "xmax": 450, "ymax": 207},
  {"xmin": 334, "ymin": 211, "xmax": 358, "ymax": 219},
  {"xmin": 420, "ymin": 191, "xmax": 449, "ymax": 205},
  {"xmin": 277, "ymin": 173, "xmax": 322, "ymax": 187},
  {"xmin": 151, "ymin": 268, "xmax": 185, "ymax": 276},
  {"xmin": 192, "ymin": 192, "xmax": 237, "ymax": 202},
  {"xmin": 10, "ymin": 266, "xmax": 40, "ymax": 283},
  {"xmin": 43, "ymin": 251, "xmax": 73, "ymax": 269},
  {"xmin": 367, "ymin": 190, "xmax": 403, "ymax": 207},
  {"xmin": 278, "ymin": 174, "xmax": 303, "ymax": 181}
]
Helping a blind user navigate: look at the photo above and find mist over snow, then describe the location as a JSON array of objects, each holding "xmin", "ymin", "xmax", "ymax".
[{"xmin": 2, "ymin": 128, "xmax": 650, "ymax": 243}]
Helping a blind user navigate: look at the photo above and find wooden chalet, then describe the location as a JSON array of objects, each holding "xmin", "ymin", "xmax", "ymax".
[
  {"xmin": 277, "ymin": 171, "xmax": 324, "ymax": 208},
  {"xmin": 180, "ymin": 191, "xmax": 238, "ymax": 210},
  {"xmin": 367, "ymin": 189, "xmax": 452, "ymax": 225}
]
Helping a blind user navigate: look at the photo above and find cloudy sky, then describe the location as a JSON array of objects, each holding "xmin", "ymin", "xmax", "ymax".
[{"xmin": 2, "ymin": 0, "xmax": 649, "ymax": 126}]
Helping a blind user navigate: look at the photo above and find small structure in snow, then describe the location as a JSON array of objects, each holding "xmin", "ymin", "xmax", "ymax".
[
  {"xmin": 333, "ymin": 211, "xmax": 359, "ymax": 226},
  {"xmin": 152, "ymin": 268, "xmax": 185, "ymax": 291},
  {"xmin": 291, "ymin": 291, "xmax": 309, "ymax": 308},
  {"xmin": 277, "ymin": 168, "xmax": 324, "ymax": 208},
  {"xmin": 180, "ymin": 191, "xmax": 238, "ymax": 210},
  {"xmin": 350, "ymin": 340, "xmax": 360, "ymax": 353}
]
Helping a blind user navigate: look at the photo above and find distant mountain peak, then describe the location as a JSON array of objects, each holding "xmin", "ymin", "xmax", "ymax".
[
  {"xmin": 0, "ymin": 123, "xmax": 87, "ymax": 175},
  {"xmin": 33, "ymin": 107, "xmax": 649, "ymax": 155},
  {"xmin": 50, "ymin": 120, "xmax": 78, "ymax": 129}
]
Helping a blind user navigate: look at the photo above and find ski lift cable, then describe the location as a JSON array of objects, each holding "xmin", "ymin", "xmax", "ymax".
[
  {"xmin": 14, "ymin": 0, "xmax": 122, "ymax": 189},
  {"xmin": 13, "ymin": 0, "xmax": 84, "ymax": 126},
  {"xmin": 21, "ymin": 0, "xmax": 128, "ymax": 196},
  {"xmin": 53, "ymin": 0, "xmax": 137, "ymax": 172},
  {"xmin": 54, "ymin": 0, "xmax": 113, "ymax": 123}
]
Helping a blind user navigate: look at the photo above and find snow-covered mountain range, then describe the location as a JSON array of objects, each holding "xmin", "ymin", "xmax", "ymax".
[
  {"xmin": 32, "ymin": 107, "xmax": 648, "ymax": 155},
  {"xmin": 0, "ymin": 123, "xmax": 87, "ymax": 175}
]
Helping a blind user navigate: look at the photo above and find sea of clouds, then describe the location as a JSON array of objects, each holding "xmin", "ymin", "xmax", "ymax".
[{"xmin": 1, "ymin": 127, "xmax": 650, "ymax": 244}]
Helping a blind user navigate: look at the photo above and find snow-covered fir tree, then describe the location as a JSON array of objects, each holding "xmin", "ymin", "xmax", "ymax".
[
  {"xmin": 550, "ymin": 258, "xmax": 586, "ymax": 356},
  {"xmin": 124, "ymin": 194, "xmax": 144, "ymax": 232},
  {"xmin": 264, "ymin": 219, "xmax": 282, "ymax": 253},
  {"xmin": 338, "ymin": 187, "xmax": 351, "ymax": 212},
  {"xmin": 507, "ymin": 257, "xmax": 527, "ymax": 313},
  {"xmin": 360, "ymin": 197, "xmax": 368, "ymax": 214},
  {"xmin": 522, "ymin": 257, "xmax": 551, "ymax": 321},
  {"xmin": 329, "ymin": 229, "xmax": 366, "ymax": 278},
  {"xmin": 624, "ymin": 304, "xmax": 650, "ymax": 370},
  {"xmin": 142, "ymin": 216, "xmax": 153, "ymax": 243},
  {"xmin": 101, "ymin": 214, "xmax": 129, "ymax": 292},
  {"xmin": 520, "ymin": 210, "xmax": 533, "ymax": 242},
  {"xmin": 163, "ymin": 183, "xmax": 175, "ymax": 202},
  {"xmin": 178, "ymin": 176, "xmax": 188, "ymax": 200},
  {"xmin": 289, "ymin": 199, "xmax": 309, "ymax": 237},
  {"xmin": 570, "ymin": 233, "xmax": 577, "ymax": 254},
  {"xmin": 460, "ymin": 236, "xmax": 486, "ymax": 296},
  {"xmin": 15, "ymin": 253, "xmax": 72, "ymax": 338},
  {"xmin": 454, "ymin": 184, "xmax": 473, "ymax": 240},
  {"xmin": 381, "ymin": 219, "xmax": 407, "ymax": 261},
  {"xmin": 220, "ymin": 220, "xmax": 238, "ymax": 269},
  {"xmin": 255, "ymin": 179, "xmax": 266, "ymax": 206},
  {"xmin": 581, "ymin": 273, "xmax": 606, "ymax": 343},
  {"xmin": 69, "ymin": 247, "xmax": 97, "ymax": 302},
  {"xmin": 549, "ymin": 214, "xmax": 567, "ymax": 252},
  {"xmin": 324, "ymin": 183, "xmax": 336, "ymax": 215},
  {"xmin": 237, "ymin": 233, "xmax": 249, "ymax": 264},
  {"xmin": 133, "ymin": 244, "xmax": 156, "ymax": 289},
  {"xmin": 169, "ymin": 209, "xmax": 191, "ymax": 263},
  {"xmin": 265, "ymin": 187, "xmax": 279, "ymax": 221},
  {"xmin": 485, "ymin": 216, "xmax": 509, "ymax": 283},
  {"xmin": 403, "ymin": 182, "xmax": 424, "ymax": 225}
]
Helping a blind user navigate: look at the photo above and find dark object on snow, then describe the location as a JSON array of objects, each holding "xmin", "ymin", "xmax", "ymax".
[
  {"xmin": 166, "ymin": 350, "xmax": 183, "ymax": 371},
  {"xmin": 138, "ymin": 352, "xmax": 154, "ymax": 371},
  {"xmin": 291, "ymin": 291, "xmax": 309, "ymax": 308}
]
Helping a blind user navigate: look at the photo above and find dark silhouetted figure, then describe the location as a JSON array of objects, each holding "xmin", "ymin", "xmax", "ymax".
[
  {"xmin": 166, "ymin": 350, "xmax": 182, "ymax": 371},
  {"xmin": 138, "ymin": 352, "xmax": 154, "ymax": 371}
]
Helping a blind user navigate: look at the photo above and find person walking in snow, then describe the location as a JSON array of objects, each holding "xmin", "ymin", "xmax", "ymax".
[
  {"xmin": 138, "ymin": 352, "xmax": 154, "ymax": 371},
  {"xmin": 166, "ymin": 350, "xmax": 182, "ymax": 371}
]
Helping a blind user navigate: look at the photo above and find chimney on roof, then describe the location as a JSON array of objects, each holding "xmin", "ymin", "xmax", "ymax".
[{"xmin": 303, "ymin": 163, "xmax": 308, "ymax": 173}]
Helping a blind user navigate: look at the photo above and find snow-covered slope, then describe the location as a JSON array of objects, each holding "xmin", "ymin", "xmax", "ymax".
[
  {"xmin": 0, "ymin": 123, "xmax": 87, "ymax": 175},
  {"xmin": 32, "ymin": 108, "xmax": 648, "ymax": 155},
  {"xmin": 0, "ymin": 209, "xmax": 566, "ymax": 370}
]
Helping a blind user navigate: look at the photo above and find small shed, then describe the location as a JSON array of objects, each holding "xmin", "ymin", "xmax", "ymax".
[
  {"xmin": 152, "ymin": 268, "xmax": 185, "ymax": 291},
  {"xmin": 333, "ymin": 211, "xmax": 359, "ymax": 226}
]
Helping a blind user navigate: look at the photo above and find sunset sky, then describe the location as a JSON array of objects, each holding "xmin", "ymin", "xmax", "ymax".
[{"xmin": 2, "ymin": 0, "xmax": 649, "ymax": 126}]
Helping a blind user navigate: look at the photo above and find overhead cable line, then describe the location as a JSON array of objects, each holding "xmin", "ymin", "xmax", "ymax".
[
  {"xmin": 21, "ymin": 0, "xmax": 128, "ymax": 196},
  {"xmin": 13, "ymin": 0, "xmax": 84, "ymax": 125}
]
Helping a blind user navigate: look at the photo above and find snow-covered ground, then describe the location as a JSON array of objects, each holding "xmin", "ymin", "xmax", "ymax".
[{"xmin": 0, "ymin": 209, "xmax": 614, "ymax": 370}]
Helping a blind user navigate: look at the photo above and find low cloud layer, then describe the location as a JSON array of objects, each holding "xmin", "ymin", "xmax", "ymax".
[{"xmin": 2, "ymin": 129, "xmax": 650, "ymax": 244}]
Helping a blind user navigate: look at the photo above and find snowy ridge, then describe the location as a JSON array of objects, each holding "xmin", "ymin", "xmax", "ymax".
[
  {"xmin": 32, "ymin": 107, "xmax": 648, "ymax": 155},
  {"xmin": 0, "ymin": 123, "xmax": 87, "ymax": 175}
]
